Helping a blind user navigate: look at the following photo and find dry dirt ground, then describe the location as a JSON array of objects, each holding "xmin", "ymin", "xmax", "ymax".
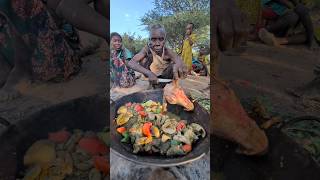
[
  {"xmin": 0, "ymin": 53, "xmax": 107, "ymax": 131},
  {"xmin": 219, "ymin": 42, "xmax": 320, "ymax": 117}
]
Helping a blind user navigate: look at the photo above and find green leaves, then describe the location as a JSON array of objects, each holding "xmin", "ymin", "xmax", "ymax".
[
  {"xmin": 140, "ymin": 0, "xmax": 210, "ymax": 52},
  {"xmin": 121, "ymin": 32, "xmax": 148, "ymax": 55}
]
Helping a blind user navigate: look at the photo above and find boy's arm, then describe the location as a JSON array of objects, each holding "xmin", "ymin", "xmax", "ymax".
[
  {"xmin": 167, "ymin": 48, "xmax": 187, "ymax": 79},
  {"xmin": 186, "ymin": 34, "xmax": 195, "ymax": 46},
  {"xmin": 127, "ymin": 47, "xmax": 157, "ymax": 80}
]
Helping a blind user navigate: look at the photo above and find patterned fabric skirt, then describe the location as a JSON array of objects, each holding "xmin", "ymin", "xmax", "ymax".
[
  {"xmin": 0, "ymin": 0, "xmax": 81, "ymax": 82},
  {"xmin": 110, "ymin": 52, "xmax": 136, "ymax": 88}
]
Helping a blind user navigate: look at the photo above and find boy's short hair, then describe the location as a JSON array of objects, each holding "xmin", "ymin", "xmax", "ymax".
[
  {"xmin": 110, "ymin": 32, "xmax": 122, "ymax": 41},
  {"xmin": 149, "ymin": 24, "xmax": 166, "ymax": 37},
  {"xmin": 188, "ymin": 22, "xmax": 194, "ymax": 28}
]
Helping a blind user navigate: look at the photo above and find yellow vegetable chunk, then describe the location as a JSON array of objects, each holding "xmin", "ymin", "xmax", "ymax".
[
  {"xmin": 161, "ymin": 134, "xmax": 171, "ymax": 142},
  {"xmin": 136, "ymin": 136, "xmax": 153, "ymax": 145},
  {"xmin": 145, "ymin": 136, "xmax": 153, "ymax": 144},
  {"xmin": 116, "ymin": 113, "xmax": 131, "ymax": 126},
  {"xmin": 117, "ymin": 106, "xmax": 127, "ymax": 114},
  {"xmin": 152, "ymin": 126, "xmax": 160, "ymax": 138},
  {"xmin": 24, "ymin": 140, "xmax": 56, "ymax": 166}
]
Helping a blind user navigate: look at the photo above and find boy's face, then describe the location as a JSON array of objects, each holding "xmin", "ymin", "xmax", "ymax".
[
  {"xmin": 186, "ymin": 24, "xmax": 193, "ymax": 35},
  {"xmin": 150, "ymin": 29, "xmax": 165, "ymax": 54},
  {"xmin": 111, "ymin": 35, "xmax": 122, "ymax": 50}
]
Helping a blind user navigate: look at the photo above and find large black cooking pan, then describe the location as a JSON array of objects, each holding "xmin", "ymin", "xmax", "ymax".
[
  {"xmin": 110, "ymin": 89, "xmax": 210, "ymax": 167},
  {"xmin": 212, "ymin": 116, "xmax": 320, "ymax": 180},
  {"xmin": 0, "ymin": 94, "xmax": 107, "ymax": 179}
]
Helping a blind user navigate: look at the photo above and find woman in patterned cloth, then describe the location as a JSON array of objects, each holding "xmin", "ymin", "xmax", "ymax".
[
  {"xmin": 110, "ymin": 32, "xmax": 136, "ymax": 88},
  {"xmin": 0, "ymin": 0, "xmax": 108, "ymax": 102}
]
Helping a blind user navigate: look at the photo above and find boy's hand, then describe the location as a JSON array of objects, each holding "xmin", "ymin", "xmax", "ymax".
[
  {"xmin": 147, "ymin": 72, "xmax": 158, "ymax": 85},
  {"xmin": 173, "ymin": 60, "xmax": 188, "ymax": 79}
]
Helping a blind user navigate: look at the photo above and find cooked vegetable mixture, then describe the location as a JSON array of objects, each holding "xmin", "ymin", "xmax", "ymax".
[
  {"xmin": 115, "ymin": 100, "xmax": 206, "ymax": 156},
  {"xmin": 21, "ymin": 128, "xmax": 110, "ymax": 180}
]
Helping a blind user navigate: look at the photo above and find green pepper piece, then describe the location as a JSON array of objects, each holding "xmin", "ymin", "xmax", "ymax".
[
  {"xmin": 145, "ymin": 100, "xmax": 153, "ymax": 107},
  {"xmin": 156, "ymin": 108, "xmax": 161, "ymax": 114},
  {"xmin": 170, "ymin": 140, "xmax": 181, "ymax": 146},
  {"xmin": 130, "ymin": 136, "xmax": 136, "ymax": 144},
  {"xmin": 121, "ymin": 131, "xmax": 130, "ymax": 143}
]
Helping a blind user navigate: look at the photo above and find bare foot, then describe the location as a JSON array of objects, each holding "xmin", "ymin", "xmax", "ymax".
[
  {"xmin": 258, "ymin": 28, "xmax": 280, "ymax": 47},
  {"xmin": 191, "ymin": 71, "xmax": 199, "ymax": 76}
]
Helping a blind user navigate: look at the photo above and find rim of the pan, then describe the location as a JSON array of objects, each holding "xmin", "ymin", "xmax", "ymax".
[{"xmin": 110, "ymin": 148, "xmax": 207, "ymax": 167}]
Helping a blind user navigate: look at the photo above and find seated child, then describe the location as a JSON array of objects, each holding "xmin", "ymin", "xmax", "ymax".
[
  {"xmin": 128, "ymin": 24, "xmax": 187, "ymax": 87},
  {"xmin": 110, "ymin": 32, "xmax": 136, "ymax": 88}
]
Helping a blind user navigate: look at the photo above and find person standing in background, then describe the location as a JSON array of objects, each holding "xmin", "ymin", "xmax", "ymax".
[{"xmin": 181, "ymin": 23, "xmax": 197, "ymax": 74}]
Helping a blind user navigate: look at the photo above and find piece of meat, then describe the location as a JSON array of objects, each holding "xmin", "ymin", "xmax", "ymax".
[
  {"xmin": 163, "ymin": 80, "xmax": 194, "ymax": 111},
  {"xmin": 211, "ymin": 78, "xmax": 268, "ymax": 155}
]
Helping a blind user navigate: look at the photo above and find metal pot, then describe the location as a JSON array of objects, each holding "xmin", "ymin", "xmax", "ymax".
[
  {"xmin": 110, "ymin": 89, "xmax": 210, "ymax": 167},
  {"xmin": 0, "ymin": 94, "xmax": 108, "ymax": 179},
  {"xmin": 211, "ymin": 117, "xmax": 320, "ymax": 180}
]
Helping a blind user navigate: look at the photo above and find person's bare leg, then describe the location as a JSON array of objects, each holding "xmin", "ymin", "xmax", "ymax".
[
  {"xmin": 266, "ymin": 11, "xmax": 299, "ymax": 35},
  {"xmin": 276, "ymin": 37, "xmax": 289, "ymax": 45},
  {"xmin": 294, "ymin": 4, "xmax": 319, "ymax": 51},
  {"xmin": 275, "ymin": 33, "xmax": 307, "ymax": 45},
  {"xmin": 286, "ymin": 33, "xmax": 307, "ymax": 44},
  {"xmin": 258, "ymin": 28, "xmax": 280, "ymax": 46},
  {"xmin": 47, "ymin": 0, "xmax": 109, "ymax": 42},
  {"xmin": 259, "ymin": 11, "xmax": 299, "ymax": 46}
]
